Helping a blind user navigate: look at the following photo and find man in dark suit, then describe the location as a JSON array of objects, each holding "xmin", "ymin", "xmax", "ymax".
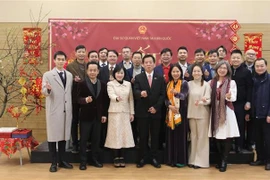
[
  {"xmin": 127, "ymin": 51, "xmax": 144, "ymax": 83},
  {"xmin": 176, "ymin": 46, "xmax": 191, "ymax": 81},
  {"xmin": 250, "ymin": 58, "xmax": 270, "ymax": 170},
  {"xmin": 193, "ymin": 48, "xmax": 212, "ymax": 81},
  {"xmin": 77, "ymin": 62, "xmax": 109, "ymax": 170},
  {"xmin": 99, "ymin": 50, "xmax": 129, "ymax": 84},
  {"xmin": 134, "ymin": 54, "xmax": 166, "ymax": 168},
  {"xmin": 154, "ymin": 48, "xmax": 173, "ymax": 149},
  {"xmin": 98, "ymin": 47, "xmax": 108, "ymax": 68},
  {"xmin": 127, "ymin": 51, "xmax": 144, "ymax": 145},
  {"xmin": 243, "ymin": 49, "xmax": 257, "ymax": 150},
  {"xmin": 118, "ymin": 46, "xmax": 133, "ymax": 70},
  {"xmin": 231, "ymin": 49, "xmax": 253, "ymax": 153}
]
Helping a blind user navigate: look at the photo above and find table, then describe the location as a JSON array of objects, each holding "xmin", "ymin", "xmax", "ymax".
[{"xmin": 0, "ymin": 136, "xmax": 39, "ymax": 165}]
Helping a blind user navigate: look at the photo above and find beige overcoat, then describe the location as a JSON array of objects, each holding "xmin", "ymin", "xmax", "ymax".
[{"xmin": 42, "ymin": 68, "xmax": 73, "ymax": 142}]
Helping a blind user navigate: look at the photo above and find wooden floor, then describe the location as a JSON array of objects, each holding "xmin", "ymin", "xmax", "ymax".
[{"xmin": 0, "ymin": 149, "xmax": 270, "ymax": 180}]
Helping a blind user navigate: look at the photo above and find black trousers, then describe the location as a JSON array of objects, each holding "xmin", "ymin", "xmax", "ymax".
[
  {"xmin": 48, "ymin": 141, "xmax": 66, "ymax": 164},
  {"xmin": 80, "ymin": 119, "xmax": 101, "ymax": 163},
  {"xmin": 71, "ymin": 103, "xmax": 80, "ymax": 147},
  {"xmin": 233, "ymin": 101, "xmax": 246, "ymax": 148},
  {"xmin": 254, "ymin": 118, "xmax": 270, "ymax": 162},
  {"xmin": 131, "ymin": 117, "xmax": 138, "ymax": 145},
  {"xmin": 246, "ymin": 117, "xmax": 255, "ymax": 146},
  {"xmin": 159, "ymin": 105, "xmax": 167, "ymax": 148},
  {"xmin": 216, "ymin": 138, "xmax": 232, "ymax": 162},
  {"xmin": 137, "ymin": 116, "xmax": 161, "ymax": 160}
]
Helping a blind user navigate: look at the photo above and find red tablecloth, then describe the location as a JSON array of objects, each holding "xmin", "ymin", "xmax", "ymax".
[{"xmin": 0, "ymin": 136, "xmax": 39, "ymax": 158}]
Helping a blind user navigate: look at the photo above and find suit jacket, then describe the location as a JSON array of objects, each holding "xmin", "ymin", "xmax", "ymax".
[
  {"xmin": 42, "ymin": 68, "xmax": 73, "ymax": 142},
  {"xmin": 77, "ymin": 78, "xmax": 109, "ymax": 121},
  {"xmin": 242, "ymin": 62, "xmax": 255, "ymax": 76},
  {"xmin": 231, "ymin": 64, "xmax": 253, "ymax": 102},
  {"xmin": 134, "ymin": 72, "xmax": 166, "ymax": 119},
  {"xmin": 107, "ymin": 80, "xmax": 134, "ymax": 114},
  {"xmin": 98, "ymin": 64, "xmax": 130, "ymax": 83},
  {"xmin": 187, "ymin": 63, "xmax": 212, "ymax": 81},
  {"xmin": 175, "ymin": 62, "xmax": 191, "ymax": 81},
  {"xmin": 127, "ymin": 66, "xmax": 145, "ymax": 81},
  {"xmin": 66, "ymin": 60, "xmax": 86, "ymax": 103},
  {"xmin": 118, "ymin": 60, "xmax": 133, "ymax": 70},
  {"xmin": 155, "ymin": 63, "xmax": 173, "ymax": 76}
]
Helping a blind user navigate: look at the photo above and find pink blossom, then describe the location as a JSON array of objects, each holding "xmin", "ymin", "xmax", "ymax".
[
  {"xmin": 72, "ymin": 36, "xmax": 76, "ymax": 40},
  {"xmin": 202, "ymin": 34, "xmax": 207, "ymax": 37},
  {"xmin": 59, "ymin": 22, "xmax": 64, "ymax": 26},
  {"xmin": 216, "ymin": 34, "xmax": 221, "ymax": 39},
  {"xmin": 224, "ymin": 27, "xmax": 227, "ymax": 30},
  {"xmin": 85, "ymin": 31, "xmax": 89, "ymax": 34},
  {"xmin": 225, "ymin": 34, "xmax": 228, "ymax": 38},
  {"xmin": 195, "ymin": 32, "xmax": 198, "ymax": 35},
  {"xmin": 67, "ymin": 26, "xmax": 72, "ymax": 31},
  {"xmin": 220, "ymin": 23, "xmax": 225, "ymax": 27},
  {"xmin": 200, "ymin": 29, "xmax": 204, "ymax": 33},
  {"xmin": 62, "ymin": 33, "xmax": 67, "ymax": 37},
  {"xmin": 211, "ymin": 27, "xmax": 217, "ymax": 32},
  {"xmin": 55, "ymin": 33, "xmax": 58, "ymax": 36},
  {"xmin": 208, "ymin": 36, "xmax": 211, "ymax": 40},
  {"xmin": 77, "ymin": 33, "xmax": 82, "ymax": 37}
]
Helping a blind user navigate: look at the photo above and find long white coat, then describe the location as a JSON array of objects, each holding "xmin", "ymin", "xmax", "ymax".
[{"xmin": 42, "ymin": 68, "xmax": 73, "ymax": 142}]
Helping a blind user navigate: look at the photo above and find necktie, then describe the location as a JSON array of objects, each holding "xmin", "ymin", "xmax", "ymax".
[
  {"xmin": 148, "ymin": 74, "xmax": 152, "ymax": 87},
  {"xmin": 59, "ymin": 72, "xmax": 66, "ymax": 87},
  {"xmin": 102, "ymin": 63, "xmax": 106, "ymax": 67},
  {"xmin": 109, "ymin": 66, "xmax": 114, "ymax": 76},
  {"xmin": 248, "ymin": 67, "xmax": 252, "ymax": 73}
]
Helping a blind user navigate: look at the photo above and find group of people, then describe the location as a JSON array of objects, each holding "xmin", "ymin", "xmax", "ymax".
[{"xmin": 42, "ymin": 44, "xmax": 270, "ymax": 173}]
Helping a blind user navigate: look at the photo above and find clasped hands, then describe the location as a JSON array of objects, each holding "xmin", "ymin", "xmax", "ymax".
[{"xmin": 194, "ymin": 96, "xmax": 209, "ymax": 106}]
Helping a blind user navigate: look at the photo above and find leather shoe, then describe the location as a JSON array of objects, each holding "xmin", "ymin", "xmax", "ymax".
[
  {"xmin": 265, "ymin": 163, "xmax": 270, "ymax": 170},
  {"xmin": 114, "ymin": 157, "xmax": 121, "ymax": 168},
  {"xmin": 136, "ymin": 159, "xmax": 145, "ymax": 168},
  {"xmin": 71, "ymin": 145, "xmax": 79, "ymax": 154},
  {"xmin": 49, "ymin": 164, "xmax": 57, "ymax": 172},
  {"xmin": 119, "ymin": 157, "xmax": 126, "ymax": 168},
  {"xmin": 59, "ymin": 161, "xmax": 73, "ymax": 169},
  {"xmin": 79, "ymin": 163, "xmax": 87, "ymax": 170},
  {"xmin": 250, "ymin": 160, "xmax": 264, "ymax": 166},
  {"xmin": 193, "ymin": 165, "xmax": 201, "ymax": 169},
  {"xmin": 152, "ymin": 158, "xmax": 161, "ymax": 168},
  {"xmin": 92, "ymin": 158, "xmax": 103, "ymax": 168}
]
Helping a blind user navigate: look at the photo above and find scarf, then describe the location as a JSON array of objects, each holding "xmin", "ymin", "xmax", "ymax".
[
  {"xmin": 210, "ymin": 78, "xmax": 234, "ymax": 136},
  {"xmin": 166, "ymin": 80, "xmax": 182, "ymax": 130}
]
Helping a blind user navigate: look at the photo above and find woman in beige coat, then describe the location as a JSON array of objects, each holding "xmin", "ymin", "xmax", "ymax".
[
  {"xmin": 187, "ymin": 63, "xmax": 211, "ymax": 169},
  {"xmin": 105, "ymin": 66, "xmax": 135, "ymax": 168}
]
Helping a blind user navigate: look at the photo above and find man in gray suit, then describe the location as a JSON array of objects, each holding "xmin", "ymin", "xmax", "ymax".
[{"xmin": 42, "ymin": 51, "xmax": 73, "ymax": 172}]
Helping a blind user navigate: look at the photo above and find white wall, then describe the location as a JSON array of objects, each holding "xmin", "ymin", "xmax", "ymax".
[{"xmin": 0, "ymin": 0, "xmax": 269, "ymax": 23}]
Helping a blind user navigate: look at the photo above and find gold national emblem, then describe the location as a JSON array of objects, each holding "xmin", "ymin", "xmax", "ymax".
[{"xmin": 138, "ymin": 25, "xmax": 147, "ymax": 34}]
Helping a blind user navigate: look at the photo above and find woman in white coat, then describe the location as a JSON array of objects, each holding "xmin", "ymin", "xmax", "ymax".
[
  {"xmin": 208, "ymin": 60, "xmax": 239, "ymax": 172},
  {"xmin": 105, "ymin": 66, "xmax": 135, "ymax": 168}
]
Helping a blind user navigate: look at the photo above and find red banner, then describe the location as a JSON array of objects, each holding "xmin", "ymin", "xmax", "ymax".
[
  {"xmin": 23, "ymin": 28, "xmax": 41, "ymax": 65},
  {"xmin": 48, "ymin": 19, "xmax": 239, "ymax": 69},
  {"xmin": 244, "ymin": 33, "xmax": 263, "ymax": 58}
]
